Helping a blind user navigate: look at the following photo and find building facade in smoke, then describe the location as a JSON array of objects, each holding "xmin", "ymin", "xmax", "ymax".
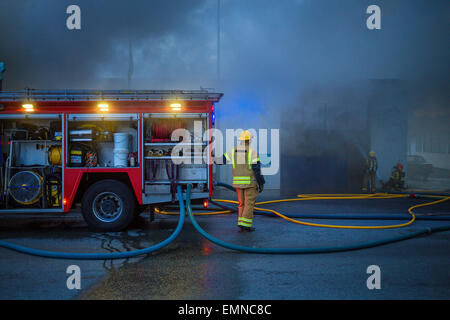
[
  {"xmin": 281, "ymin": 79, "xmax": 450, "ymax": 194},
  {"xmin": 407, "ymin": 103, "xmax": 450, "ymax": 191},
  {"xmin": 281, "ymin": 82, "xmax": 370, "ymax": 194},
  {"xmin": 408, "ymin": 107, "xmax": 450, "ymax": 170},
  {"xmin": 368, "ymin": 79, "xmax": 408, "ymax": 184}
]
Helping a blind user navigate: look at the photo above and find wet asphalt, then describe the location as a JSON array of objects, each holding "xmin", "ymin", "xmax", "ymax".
[{"xmin": 0, "ymin": 190, "xmax": 449, "ymax": 300}]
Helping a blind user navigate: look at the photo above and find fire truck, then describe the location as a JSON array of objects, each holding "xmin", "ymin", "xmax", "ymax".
[{"xmin": 0, "ymin": 89, "xmax": 223, "ymax": 230}]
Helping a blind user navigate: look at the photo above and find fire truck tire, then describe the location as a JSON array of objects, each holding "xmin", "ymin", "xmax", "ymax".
[{"xmin": 81, "ymin": 180, "xmax": 137, "ymax": 231}]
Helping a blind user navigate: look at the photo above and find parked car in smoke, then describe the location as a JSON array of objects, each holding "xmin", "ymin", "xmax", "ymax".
[{"xmin": 407, "ymin": 155, "xmax": 433, "ymax": 181}]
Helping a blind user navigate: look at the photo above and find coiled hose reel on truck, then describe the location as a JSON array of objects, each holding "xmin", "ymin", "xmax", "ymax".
[
  {"xmin": 8, "ymin": 169, "xmax": 62, "ymax": 208},
  {"xmin": 8, "ymin": 170, "xmax": 43, "ymax": 205},
  {"xmin": 48, "ymin": 145, "xmax": 62, "ymax": 166}
]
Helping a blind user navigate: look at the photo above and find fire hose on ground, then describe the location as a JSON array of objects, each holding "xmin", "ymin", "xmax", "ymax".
[
  {"xmin": 0, "ymin": 184, "xmax": 450, "ymax": 259},
  {"xmin": 0, "ymin": 186, "xmax": 186, "ymax": 260},
  {"xmin": 185, "ymin": 184, "xmax": 450, "ymax": 254}
]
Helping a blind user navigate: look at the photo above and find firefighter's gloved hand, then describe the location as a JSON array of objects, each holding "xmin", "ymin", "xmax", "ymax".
[{"xmin": 258, "ymin": 184, "xmax": 264, "ymax": 193}]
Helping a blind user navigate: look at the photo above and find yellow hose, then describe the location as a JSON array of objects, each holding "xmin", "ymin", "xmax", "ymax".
[
  {"xmin": 155, "ymin": 207, "xmax": 233, "ymax": 216},
  {"xmin": 156, "ymin": 193, "xmax": 450, "ymax": 230}
]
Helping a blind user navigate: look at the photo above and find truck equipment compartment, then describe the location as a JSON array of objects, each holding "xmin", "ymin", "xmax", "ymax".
[{"xmin": 0, "ymin": 115, "xmax": 63, "ymax": 210}]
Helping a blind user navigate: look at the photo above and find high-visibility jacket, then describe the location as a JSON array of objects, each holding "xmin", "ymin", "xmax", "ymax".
[
  {"xmin": 390, "ymin": 168, "xmax": 405, "ymax": 184},
  {"xmin": 224, "ymin": 145, "xmax": 260, "ymax": 189},
  {"xmin": 365, "ymin": 156, "xmax": 378, "ymax": 172}
]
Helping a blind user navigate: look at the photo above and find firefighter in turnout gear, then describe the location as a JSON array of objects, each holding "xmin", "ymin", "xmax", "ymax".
[
  {"xmin": 362, "ymin": 150, "xmax": 378, "ymax": 193},
  {"xmin": 383, "ymin": 163, "xmax": 405, "ymax": 191},
  {"xmin": 223, "ymin": 130, "xmax": 265, "ymax": 232}
]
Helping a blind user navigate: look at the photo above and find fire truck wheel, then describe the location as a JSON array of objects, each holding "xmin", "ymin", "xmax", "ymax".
[{"xmin": 81, "ymin": 180, "xmax": 136, "ymax": 231}]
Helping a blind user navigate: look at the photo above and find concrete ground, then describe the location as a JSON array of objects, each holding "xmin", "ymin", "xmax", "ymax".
[{"xmin": 0, "ymin": 190, "xmax": 449, "ymax": 300}]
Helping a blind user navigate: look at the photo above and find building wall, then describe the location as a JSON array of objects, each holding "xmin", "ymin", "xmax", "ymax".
[
  {"xmin": 408, "ymin": 115, "xmax": 450, "ymax": 170},
  {"xmin": 368, "ymin": 80, "xmax": 408, "ymax": 182},
  {"xmin": 412, "ymin": 152, "xmax": 450, "ymax": 170},
  {"xmin": 280, "ymin": 83, "xmax": 370, "ymax": 194}
]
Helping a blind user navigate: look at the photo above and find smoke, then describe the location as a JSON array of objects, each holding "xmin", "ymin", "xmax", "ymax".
[
  {"xmin": 1, "ymin": 1, "xmax": 448, "ymax": 90},
  {"xmin": 1, "ymin": 0, "xmax": 449, "ymax": 192},
  {"xmin": 213, "ymin": 0, "xmax": 449, "ymax": 131},
  {"xmin": 0, "ymin": 0, "xmax": 211, "ymax": 88}
]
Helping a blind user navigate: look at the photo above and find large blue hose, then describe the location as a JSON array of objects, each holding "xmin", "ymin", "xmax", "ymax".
[
  {"xmin": 215, "ymin": 181, "xmax": 236, "ymax": 192},
  {"xmin": 1, "ymin": 183, "xmax": 449, "ymax": 258},
  {"xmin": 0, "ymin": 186, "xmax": 186, "ymax": 260},
  {"xmin": 189, "ymin": 184, "xmax": 450, "ymax": 254}
]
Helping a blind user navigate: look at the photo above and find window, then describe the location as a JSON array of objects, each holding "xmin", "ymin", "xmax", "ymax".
[
  {"xmin": 448, "ymin": 133, "xmax": 450, "ymax": 154},
  {"xmin": 416, "ymin": 136, "xmax": 423, "ymax": 153},
  {"xmin": 424, "ymin": 134, "xmax": 432, "ymax": 153},
  {"xmin": 438, "ymin": 133, "xmax": 446, "ymax": 154}
]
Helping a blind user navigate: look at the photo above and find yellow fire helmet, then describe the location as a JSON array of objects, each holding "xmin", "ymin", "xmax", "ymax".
[
  {"xmin": 238, "ymin": 130, "xmax": 252, "ymax": 141},
  {"xmin": 369, "ymin": 150, "xmax": 376, "ymax": 157}
]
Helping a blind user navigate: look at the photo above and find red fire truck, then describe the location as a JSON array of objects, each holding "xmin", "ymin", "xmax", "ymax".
[{"xmin": 0, "ymin": 89, "xmax": 223, "ymax": 230}]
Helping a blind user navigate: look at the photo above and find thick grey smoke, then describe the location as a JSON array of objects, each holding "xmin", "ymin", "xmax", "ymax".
[
  {"xmin": 1, "ymin": 1, "xmax": 448, "ymax": 91},
  {"xmin": 0, "ymin": 0, "xmax": 211, "ymax": 88},
  {"xmin": 1, "ymin": 0, "xmax": 449, "ymax": 192}
]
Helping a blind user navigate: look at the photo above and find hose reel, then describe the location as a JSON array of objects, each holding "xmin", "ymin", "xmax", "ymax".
[
  {"xmin": 48, "ymin": 146, "xmax": 62, "ymax": 165},
  {"xmin": 8, "ymin": 171, "xmax": 43, "ymax": 205}
]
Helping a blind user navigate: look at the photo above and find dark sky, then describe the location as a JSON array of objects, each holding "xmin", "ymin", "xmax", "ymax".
[{"xmin": 0, "ymin": 0, "xmax": 449, "ymax": 126}]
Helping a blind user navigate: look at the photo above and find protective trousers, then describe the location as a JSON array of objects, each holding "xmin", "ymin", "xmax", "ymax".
[
  {"xmin": 362, "ymin": 171, "xmax": 376, "ymax": 193},
  {"xmin": 236, "ymin": 186, "xmax": 258, "ymax": 227}
]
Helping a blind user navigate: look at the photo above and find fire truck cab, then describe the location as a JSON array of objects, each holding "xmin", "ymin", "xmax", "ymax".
[{"xmin": 0, "ymin": 89, "xmax": 222, "ymax": 230}]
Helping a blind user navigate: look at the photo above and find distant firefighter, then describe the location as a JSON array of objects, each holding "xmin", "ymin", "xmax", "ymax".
[
  {"xmin": 362, "ymin": 150, "xmax": 378, "ymax": 193},
  {"xmin": 383, "ymin": 163, "xmax": 405, "ymax": 191}
]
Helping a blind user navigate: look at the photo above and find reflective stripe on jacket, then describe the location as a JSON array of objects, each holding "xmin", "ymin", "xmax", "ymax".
[
  {"xmin": 225, "ymin": 146, "xmax": 259, "ymax": 189},
  {"xmin": 366, "ymin": 157, "xmax": 378, "ymax": 172},
  {"xmin": 390, "ymin": 169, "xmax": 405, "ymax": 182}
]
